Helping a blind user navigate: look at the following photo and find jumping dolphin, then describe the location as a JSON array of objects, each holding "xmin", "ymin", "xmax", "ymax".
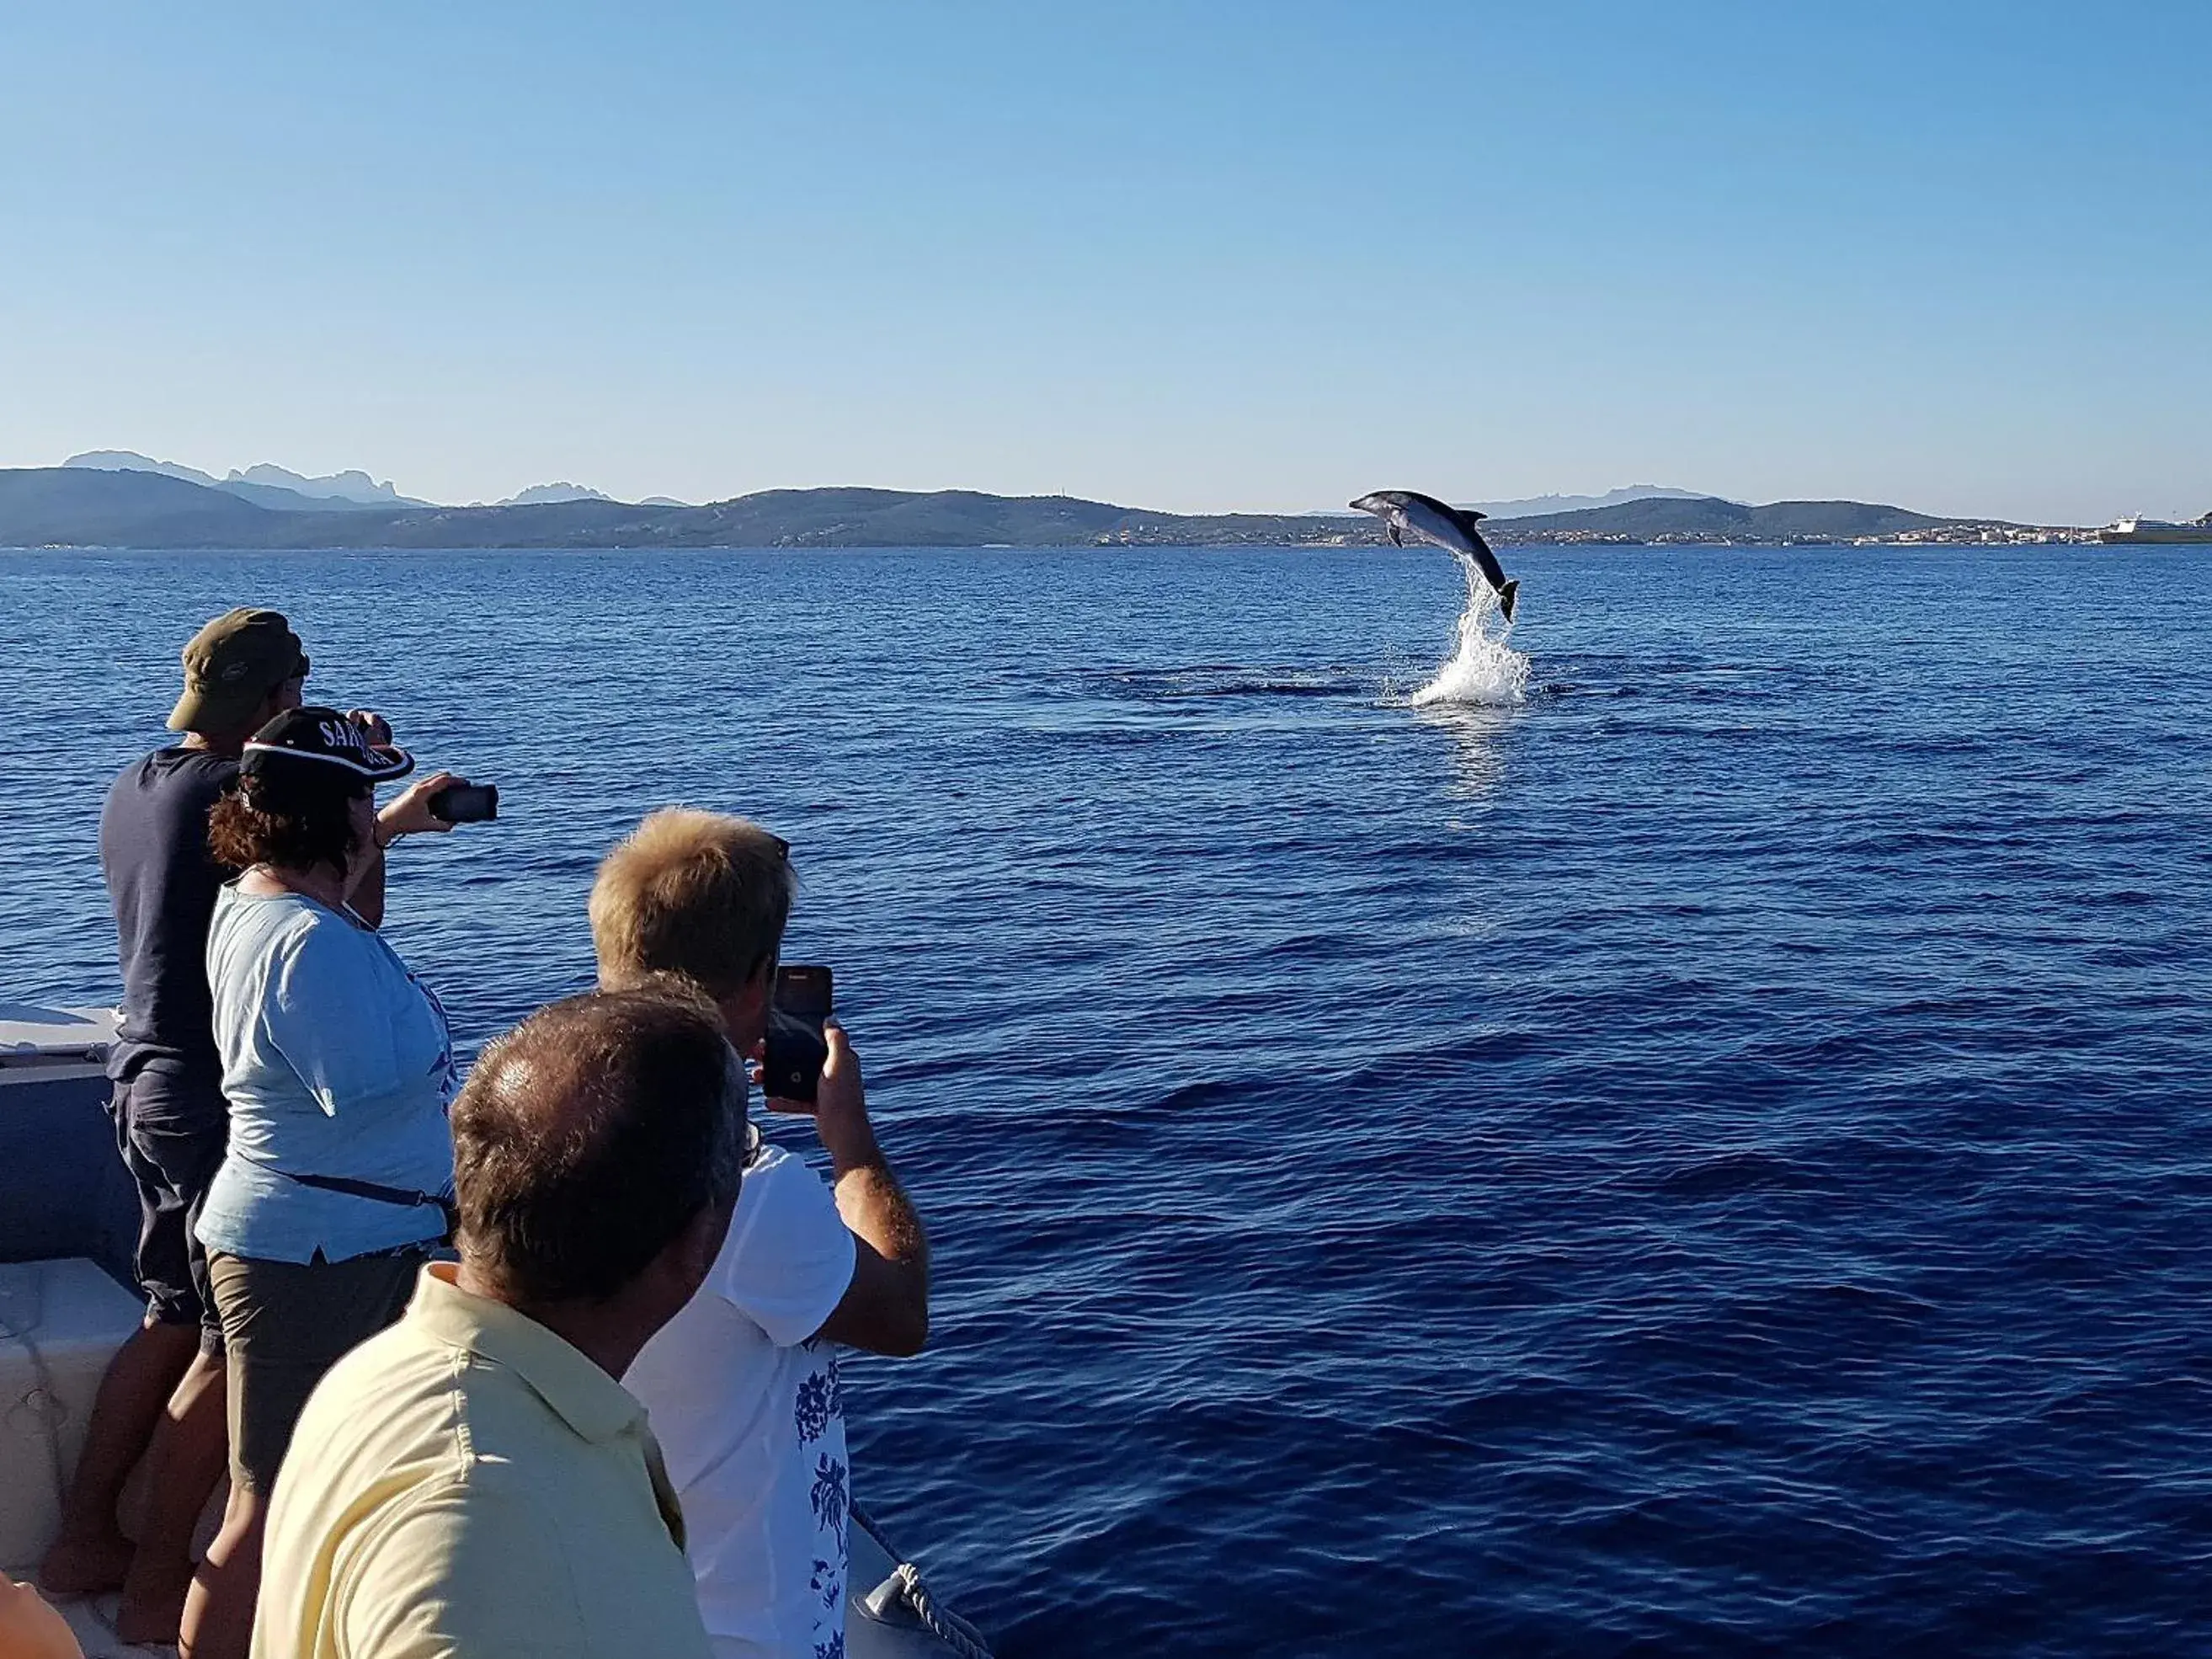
[{"xmin": 1351, "ymin": 489, "xmax": 1519, "ymax": 622}]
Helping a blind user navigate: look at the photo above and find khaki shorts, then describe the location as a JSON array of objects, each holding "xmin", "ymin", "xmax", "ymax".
[{"xmin": 208, "ymin": 1249, "xmax": 428, "ymax": 1494}]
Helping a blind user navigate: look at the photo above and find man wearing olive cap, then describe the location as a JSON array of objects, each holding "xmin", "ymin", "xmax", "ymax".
[
  {"xmin": 41, "ymin": 609, "xmax": 451, "ymax": 1650},
  {"xmin": 41, "ymin": 609, "xmax": 312, "ymax": 1638}
]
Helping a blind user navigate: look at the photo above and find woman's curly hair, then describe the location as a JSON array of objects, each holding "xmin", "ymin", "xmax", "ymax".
[{"xmin": 208, "ymin": 769, "xmax": 365, "ymax": 873}]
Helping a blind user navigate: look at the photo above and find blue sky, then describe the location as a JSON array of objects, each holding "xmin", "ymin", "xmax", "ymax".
[{"xmin": 2, "ymin": 2, "xmax": 2206, "ymax": 520}]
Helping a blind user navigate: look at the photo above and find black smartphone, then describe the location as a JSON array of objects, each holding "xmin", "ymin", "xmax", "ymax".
[
  {"xmin": 760, "ymin": 964, "xmax": 834, "ymax": 1106},
  {"xmin": 428, "ymin": 782, "xmax": 498, "ymax": 824}
]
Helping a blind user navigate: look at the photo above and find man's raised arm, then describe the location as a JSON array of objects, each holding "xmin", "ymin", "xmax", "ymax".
[{"xmin": 802, "ymin": 1026, "xmax": 930, "ymax": 1357}]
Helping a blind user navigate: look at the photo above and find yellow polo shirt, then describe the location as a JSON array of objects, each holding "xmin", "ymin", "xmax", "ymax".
[{"xmin": 253, "ymin": 1263, "xmax": 712, "ymax": 1659}]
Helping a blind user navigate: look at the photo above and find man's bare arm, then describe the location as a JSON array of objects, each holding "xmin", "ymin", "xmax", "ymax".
[{"xmin": 797, "ymin": 1027, "xmax": 930, "ymax": 1357}]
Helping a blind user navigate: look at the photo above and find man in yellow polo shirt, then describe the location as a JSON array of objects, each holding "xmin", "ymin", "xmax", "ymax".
[{"xmin": 252, "ymin": 986, "xmax": 746, "ymax": 1659}]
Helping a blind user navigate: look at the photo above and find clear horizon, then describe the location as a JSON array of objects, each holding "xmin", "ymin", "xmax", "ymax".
[{"xmin": 3, "ymin": 3, "xmax": 2207, "ymax": 523}]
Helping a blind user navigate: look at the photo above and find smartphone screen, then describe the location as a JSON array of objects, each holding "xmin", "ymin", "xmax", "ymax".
[
  {"xmin": 773, "ymin": 964, "xmax": 833, "ymax": 1027},
  {"xmin": 763, "ymin": 965, "xmax": 834, "ymax": 1107}
]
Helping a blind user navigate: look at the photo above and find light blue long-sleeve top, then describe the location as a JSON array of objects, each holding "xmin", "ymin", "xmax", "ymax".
[{"xmin": 198, "ymin": 884, "xmax": 457, "ymax": 1264}]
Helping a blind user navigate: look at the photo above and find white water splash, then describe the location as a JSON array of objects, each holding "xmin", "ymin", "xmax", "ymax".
[{"xmin": 1410, "ymin": 552, "xmax": 1530, "ymax": 707}]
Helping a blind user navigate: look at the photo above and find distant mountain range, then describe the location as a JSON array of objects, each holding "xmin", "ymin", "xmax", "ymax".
[
  {"xmin": 482, "ymin": 482, "xmax": 615, "ymax": 506},
  {"xmin": 63, "ymin": 452, "xmax": 657, "ymax": 512},
  {"xmin": 1306, "ymin": 485, "xmax": 1719, "ymax": 517},
  {"xmin": 1468, "ymin": 484, "xmax": 1721, "ymax": 517},
  {"xmin": 63, "ymin": 451, "xmax": 433, "ymax": 511},
  {"xmin": 62, "ymin": 453, "xmax": 1717, "ymax": 522},
  {"xmin": 0, "ymin": 465, "xmax": 2050, "ymax": 550},
  {"xmin": 1486, "ymin": 495, "xmax": 1953, "ymax": 538}
]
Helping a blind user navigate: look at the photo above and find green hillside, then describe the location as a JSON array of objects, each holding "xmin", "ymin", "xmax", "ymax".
[
  {"xmin": 0, "ymin": 468, "xmax": 2036, "ymax": 550},
  {"xmin": 1490, "ymin": 496, "xmax": 1952, "ymax": 539}
]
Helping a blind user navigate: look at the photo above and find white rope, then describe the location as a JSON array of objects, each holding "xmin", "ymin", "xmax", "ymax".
[
  {"xmin": 850, "ymin": 1503, "xmax": 994, "ymax": 1659},
  {"xmin": 887, "ymin": 1561, "xmax": 994, "ymax": 1659}
]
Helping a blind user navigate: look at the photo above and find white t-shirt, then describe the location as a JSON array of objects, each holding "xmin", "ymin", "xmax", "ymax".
[{"xmin": 626, "ymin": 1142, "xmax": 857, "ymax": 1659}]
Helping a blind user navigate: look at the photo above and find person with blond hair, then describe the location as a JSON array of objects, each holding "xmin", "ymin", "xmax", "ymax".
[{"xmin": 591, "ymin": 808, "xmax": 930, "ymax": 1659}]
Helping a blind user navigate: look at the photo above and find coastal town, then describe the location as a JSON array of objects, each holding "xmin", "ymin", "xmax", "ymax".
[
  {"xmin": 1494, "ymin": 521, "xmax": 2106, "ymax": 548},
  {"xmin": 1086, "ymin": 515, "xmax": 2114, "ymax": 551}
]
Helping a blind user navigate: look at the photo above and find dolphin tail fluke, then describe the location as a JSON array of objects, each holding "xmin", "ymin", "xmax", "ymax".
[{"xmin": 1498, "ymin": 579, "xmax": 1519, "ymax": 623}]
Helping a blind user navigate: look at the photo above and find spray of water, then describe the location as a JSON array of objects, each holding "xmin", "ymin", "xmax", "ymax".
[{"xmin": 1409, "ymin": 551, "xmax": 1531, "ymax": 707}]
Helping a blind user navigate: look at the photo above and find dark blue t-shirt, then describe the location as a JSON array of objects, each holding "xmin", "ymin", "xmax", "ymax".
[{"xmin": 101, "ymin": 747, "xmax": 238, "ymax": 1093}]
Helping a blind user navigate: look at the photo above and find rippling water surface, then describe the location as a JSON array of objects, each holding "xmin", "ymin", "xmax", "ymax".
[{"xmin": 4, "ymin": 543, "xmax": 2209, "ymax": 1656}]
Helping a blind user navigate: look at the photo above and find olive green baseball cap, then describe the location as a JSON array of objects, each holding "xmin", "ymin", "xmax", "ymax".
[{"xmin": 166, "ymin": 607, "xmax": 309, "ymax": 734}]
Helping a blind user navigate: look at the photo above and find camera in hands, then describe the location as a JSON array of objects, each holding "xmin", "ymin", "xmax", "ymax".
[{"xmin": 428, "ymin": 782, "xmax": 498, "ymax": 824}]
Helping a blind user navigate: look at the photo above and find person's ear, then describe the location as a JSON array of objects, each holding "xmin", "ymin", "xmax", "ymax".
[
  {"xmin": 717, "ymin": 963, "xmax": 775, "ymax": 1048},
  {"xmin": 665, "ymin": 1193, "xmax": 735, "ymax": 1297}
]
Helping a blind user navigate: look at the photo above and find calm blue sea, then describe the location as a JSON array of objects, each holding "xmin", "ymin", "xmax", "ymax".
[{"xmin": 4, "ymin": 542, "xmax": 2210, "ymax": 1656}]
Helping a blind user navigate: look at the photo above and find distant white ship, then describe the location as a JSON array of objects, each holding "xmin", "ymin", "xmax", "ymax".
[{"xmin": 2097, "ymin": 511, "xmax": 2212, "ymax": 544}]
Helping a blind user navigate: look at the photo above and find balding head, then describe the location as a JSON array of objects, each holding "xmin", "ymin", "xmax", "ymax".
[{"xmin": 452, "ymin": 985, "xmax": 744, "ymax": 1306}]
